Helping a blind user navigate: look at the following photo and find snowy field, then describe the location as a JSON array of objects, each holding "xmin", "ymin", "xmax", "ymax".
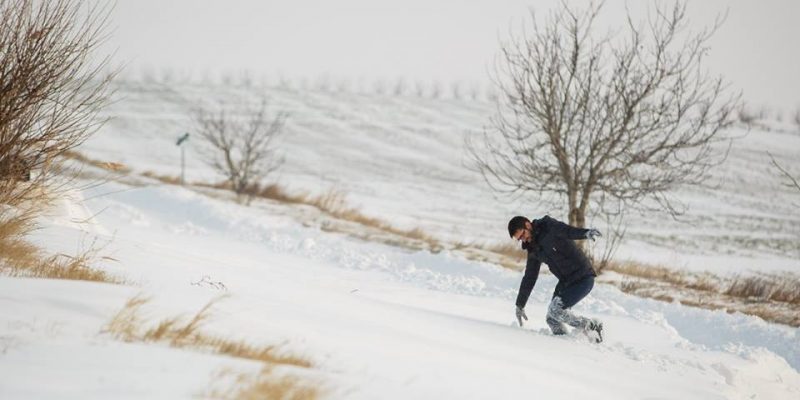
[
  {"xmin": 1, "ymin": 179, "xmax": 799, "ymax": 399},
  {"xmin": 83, "ymin": 80, "xmax": 800, "ymax": 276},
  {"xmin": 1, "ymin": 80, "xmax": 799, "ymax": 398}
]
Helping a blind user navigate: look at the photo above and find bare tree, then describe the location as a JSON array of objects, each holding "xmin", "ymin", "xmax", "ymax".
[
  {"xmin": 0, "ymin": 0, "xmax": 113, "ymax": 211},
  {"xmin": 737, "ymin": 105, "xmax": 757, "ymax": 127},
  {"xmin": 468, "ymin": 1, "xmax": 738, "ymax": 233},
  {"xmin": 769, "ymin": 152, "xmax": 800, "ymax": 194},
  {"xmin": 793, "ymin": 107, "xmax": 800, "ymax": 133},
  {"xmin": 393, "ymin": 77, "xmax": 407, "ymax": 96},
  {"xmin": 414, "ymin": 80, "xmax": 426, "ymax": 97},
  {"xmin": 429, "ymin": 80, "xmax": 442, "ymax": 99},
  {"xmin": 192, "ymin": 99, "xmax": 288, "ymax": 204},
  {"xmin": 450, "ymin": 81, "xmax": 462, "ymax": 100},
  {"xmin": 467, "ymin": 82, "xmax": 481, "ymax": 101},
  {"xmin": 372, "ymin": 78, "xmax": 388, "ymax": 95}
]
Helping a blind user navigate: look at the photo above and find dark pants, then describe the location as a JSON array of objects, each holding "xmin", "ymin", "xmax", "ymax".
[{"xmin": 547, "ymin": 275, "xmax": 595, "ymax": 334}]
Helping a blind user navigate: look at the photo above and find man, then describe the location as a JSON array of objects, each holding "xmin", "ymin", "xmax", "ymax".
[{"xmin": 508, "ymin": 215, "xmax": 604, "ymax": 342}]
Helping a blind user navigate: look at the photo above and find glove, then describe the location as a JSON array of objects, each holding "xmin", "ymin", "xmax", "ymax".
[
  {"xmin": 515, "ymin": 306, "xmax": 528, "ymax": 327},
  {"xmin": 585, "ymin": 228, "xmax": 602, "ymax": 241}
]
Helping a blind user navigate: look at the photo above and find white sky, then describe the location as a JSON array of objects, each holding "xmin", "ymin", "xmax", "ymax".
[{"xmin": 102, "ymin": 0, "xmax": 800, "ymax": 111}]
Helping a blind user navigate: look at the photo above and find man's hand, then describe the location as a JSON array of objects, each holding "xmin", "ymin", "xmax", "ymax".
[
  {"xmin": 585, "ymin": 228, "xmax": 602, "ymax": 241},
  {"xmin": 515, "ymin": 306, "xmax": 528, "ymax": 327}
]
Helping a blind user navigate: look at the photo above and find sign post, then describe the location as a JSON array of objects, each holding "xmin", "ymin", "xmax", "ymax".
[{"xmin": 176, "ymin": 133, "xmax": 190, "ymax": 185}]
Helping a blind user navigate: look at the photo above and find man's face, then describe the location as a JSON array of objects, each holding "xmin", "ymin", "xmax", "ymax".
[{"xmin": 512, "ymin": 221, "xmax": 532, "ymax": 243}]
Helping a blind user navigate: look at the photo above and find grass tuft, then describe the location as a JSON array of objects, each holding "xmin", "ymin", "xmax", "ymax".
[
  {"xmin": 725, "ymin": 274, "xmax": 800, "ymax": 305},
  {"xmin": 208, "ymin": 367, "xmax": 320, "ymax": 400},
  {"xmin": 64, "ymin": 151, "xmax": 131, "ymax": 173},
  {"xmin": 103, "ymin": 295, "xmax": 313, "ymax": 367},
  {"xmin": 0, "ymin": 214, "xmax": 121, "ymax": 284},
  {"xmin": 607, "ymin": 259, "xmax": 800, "ymax": 326},
  {"xmin": 484, "ymin": 242, "xmax": 526, "ymax": 262},
  {"xmin": 105, "ymin": 295, "xmax": 319, "ymax": 399},
  {"xmin": 142, "ymin": 171, "xmax": 181, "ymax": 185}
]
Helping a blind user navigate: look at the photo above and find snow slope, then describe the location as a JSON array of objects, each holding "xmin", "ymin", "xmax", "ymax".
[
  {"xmin": 2, "ymin": 180, "xmax": 798, "ymax": 399},
  {"xmin": 81, "ymin": 80, "xmax": 800, "ymax": 277}
]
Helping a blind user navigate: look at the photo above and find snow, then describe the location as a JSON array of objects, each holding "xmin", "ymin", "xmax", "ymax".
[
  {"xmin": 81, "ymin": 81, "xmax": 800, "ymax": 277},
  {"xmin": 1, "ymin": 78, "xmax": 799, "ymax": 398},
  {"xmin": 2, "ymin": 177, "xmax": 799, "ymax": 399}
]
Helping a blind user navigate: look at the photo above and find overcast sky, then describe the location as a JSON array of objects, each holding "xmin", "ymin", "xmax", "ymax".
[{"xmin": 102, "ymin": 0, "xmax": 800, "ymax": 111}]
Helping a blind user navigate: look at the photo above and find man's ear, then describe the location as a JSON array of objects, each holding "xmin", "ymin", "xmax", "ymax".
[{"xmin": 525, "ymin": 221, "xmax": 532, "ymax": 230}]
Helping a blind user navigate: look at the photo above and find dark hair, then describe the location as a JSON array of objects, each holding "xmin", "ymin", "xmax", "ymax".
[{"xmin": 507, "ymin": 216, "xmax": 529, "ymax": 238}]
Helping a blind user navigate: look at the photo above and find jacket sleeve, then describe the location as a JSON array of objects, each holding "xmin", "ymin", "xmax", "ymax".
[
  {"xmin": 515, "ymin": 254, "xmax": 542, "ymax": 308},
  {"xmin": 543, "ymin": 215, "xmax": 588, "ymax": 240}
]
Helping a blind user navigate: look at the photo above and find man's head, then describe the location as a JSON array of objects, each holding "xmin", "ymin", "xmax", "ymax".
[{"xmin": 508, "ymin": 216, "xmax": 533, "ymax": 243}]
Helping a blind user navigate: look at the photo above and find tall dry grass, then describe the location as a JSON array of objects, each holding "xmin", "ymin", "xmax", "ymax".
[
  {"xmin": 208, "ymin": 367, "xmax": 320, "ymax": 400},
  {"xmin": 63, "ymin": 151, "xmax": 131, "ymax": 174},
  {"xmin": 608, "ymin": 258, "xmax": 800, "ymax": 326},
  {"xmin": 142, "ymin": 170, "xmax": 181, "ymax": 185},
  {"xmin": 105, "ymin": 295, "xmax": 312, "ymax": 365},
  {"xmin": 0, "ymin": 212, "xmax": 120, "ymax": 284},
  {"xmin": 234, "ymin": 182, "xmax": 440, "ymax": 250},
  {"xmin": 484, "ymin": 242, "xmax": 526, "ymax": 262},
  {"xmin": 725, "ymin": 274, "xmax": 800, "ymax": 305},
  {"xmin": 0, "ymin": 212, "xmax": 40, "ymax": 268},
  {"xmin": 104, "ymin": 295, "xmax": 320, "ymax": 399},
  {"xmin": 603, "ymin": 259, "xmax": 719, "ymax": 292}
]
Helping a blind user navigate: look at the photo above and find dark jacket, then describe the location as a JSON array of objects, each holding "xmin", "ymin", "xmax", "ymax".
[{"xmin": 515, "ymin": 215, "xmax": 596, "ymax": 308}]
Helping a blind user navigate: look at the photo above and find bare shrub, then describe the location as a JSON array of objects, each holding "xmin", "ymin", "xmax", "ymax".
[
  {"xmin": 468, "ymin": 1, "xmax": 739, "ymax": 254},
  {"xmin": 0, "ymin": 0, "xmax": 114, "ymax": 212},
  {"xmin": 192, "ymin": 98, "xmax": 288, "ymax": 204}
]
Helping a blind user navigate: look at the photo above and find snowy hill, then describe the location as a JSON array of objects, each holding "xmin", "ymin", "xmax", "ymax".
[
  {"xmin": 86, "ymin": 80, "xmax": 800, "ymax": 275},
  {"xmin": 1, "ymin": 79, "xmax": 799, "ymax": 398}
]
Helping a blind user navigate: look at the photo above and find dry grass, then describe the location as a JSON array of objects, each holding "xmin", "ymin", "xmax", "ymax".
[
  {"xmin": 208, "ymin": 367, "xmax": 320, "ymax": 400},
  {"xmin": 63, "ymin": 151, "xmax": 131, "ymax": 174},
  {"xmin": 250, "ymin": 183, "xmax": 308, "ymax": 204},
  {"xmin": 309, "ymin": 190, "xmax": 439, "ymax": 247},
  {"xmin": 21, "ymin": 251, "xmax": 119, "ymax": 283},
  {"xmin": 252, "ymin": 184, "xmax": 441, "ymax": 250},
  {"xmin": 63, "ymin": 152, "xmax": 800, "ymax": 326},
  {"xmin": 104, "ymin": 295, "xmax": 313, "ymax": 366},
  {"xmin": 603, "ymin": 259, "xmax": 720, "ymax": 292},
  {"xmin": 725, "ymin": 274, "xmax": 800, "ymax": 305},
  {"xmin": 608, "ymin": 259, "xmax": 800, "ymax": 326},
  {"xmin": 0, "ymin": 214, "xmax": 41, "ymax": 269},
  {"xmin": 484, "ymin": 242, "xmax": 526, "ymax": 262},
  {"xmin": 142, "ymin": 171, "xmax": 181, "ymax": 185},
  {"xmin": 105, "ymin": 295, "xmax": 319, "ymax": 399},
  {"xmin": 0, "ymin": 214, "xmax": 121, "ymax": 284}
]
